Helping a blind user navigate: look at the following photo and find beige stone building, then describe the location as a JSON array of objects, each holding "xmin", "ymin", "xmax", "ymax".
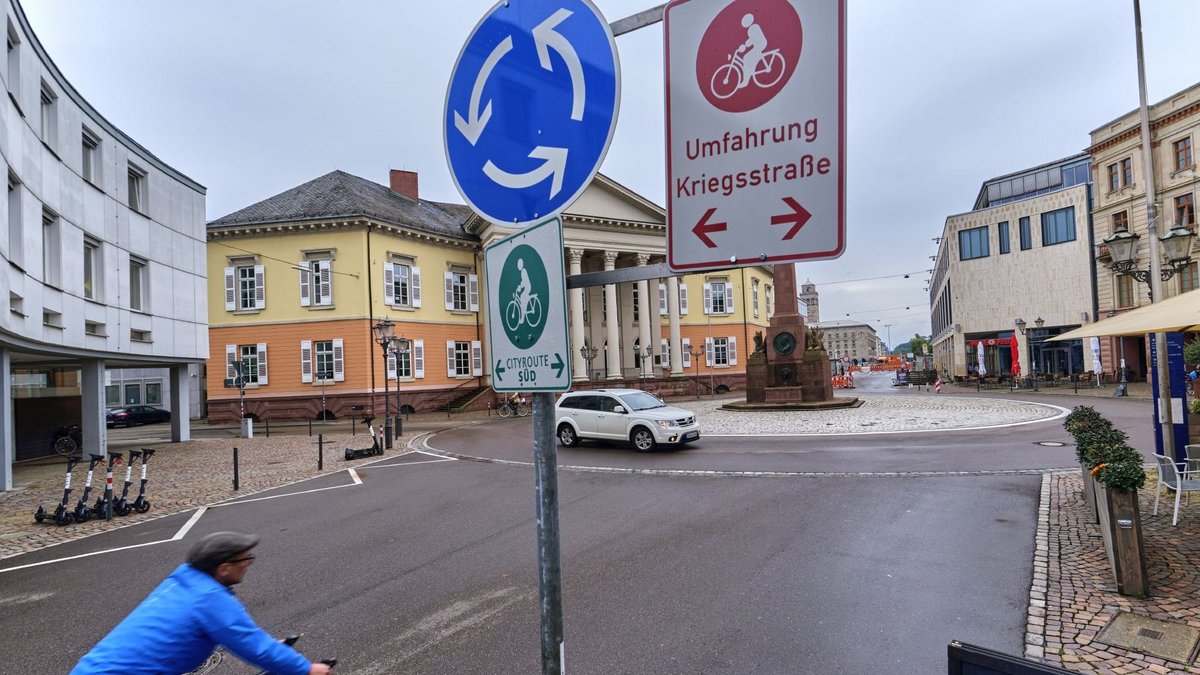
[
  {"xmin": 930, "ymin": 154, "xmax": 1095, "ymax": 379},
  {"xmin": 1087, "ymin": 82, "xmax": 1200, "ymax": 380},
  {"xmin": 811, "ymin": 319, "xmax": 882, "ymax": 365}
]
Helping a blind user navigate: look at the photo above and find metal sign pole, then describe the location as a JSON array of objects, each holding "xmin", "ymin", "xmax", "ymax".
[{"xmin": 532, "ymin": 392, "xmax": 564, "ymax": 674}]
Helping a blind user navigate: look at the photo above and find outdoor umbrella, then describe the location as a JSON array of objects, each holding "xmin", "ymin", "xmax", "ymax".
[
  {"xmin": 976, "ymin": 341, "xmax": 987, "ymax": 377},
  {"xmin": 1049, "ymin": 287, "xmax": 1200, "ymax": 340},
  {"xmin": 1090, "ymin": 336, "xmax": 1102, "ymax": 383},
  {"xmin": 1010, "ymin": 333, "xmax": 1021, "ymax": 377}
]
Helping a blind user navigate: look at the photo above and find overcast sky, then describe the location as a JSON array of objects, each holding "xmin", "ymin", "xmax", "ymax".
[{"xmin": 22, "ymin": 0, "xmax": 1200, "ymax": 349}]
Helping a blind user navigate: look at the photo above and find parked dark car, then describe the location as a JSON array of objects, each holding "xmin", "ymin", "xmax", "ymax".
[{"xmin": 106, "ymin": 405, "xmax": 171, "ymax": 428}]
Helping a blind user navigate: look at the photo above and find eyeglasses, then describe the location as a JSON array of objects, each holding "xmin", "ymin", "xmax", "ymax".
[{"xmin": 226, "ymin": 555, "xmax": 256, "ymax": 565}]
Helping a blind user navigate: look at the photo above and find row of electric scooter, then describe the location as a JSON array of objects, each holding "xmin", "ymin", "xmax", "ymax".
[{"xmin": 34, "ymin": 449, "xmax": 155, "ymax": 526}]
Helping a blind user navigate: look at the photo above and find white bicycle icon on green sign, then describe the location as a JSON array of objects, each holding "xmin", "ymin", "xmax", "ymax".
[{"xmin": 505, "ymin": 291, "xmax": 543, "ymax": 332}]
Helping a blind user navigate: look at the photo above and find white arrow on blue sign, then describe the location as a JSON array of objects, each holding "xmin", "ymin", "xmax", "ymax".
[{"xmin": 444, "ymin": 0, "xmax": 620, "ymax": 228}]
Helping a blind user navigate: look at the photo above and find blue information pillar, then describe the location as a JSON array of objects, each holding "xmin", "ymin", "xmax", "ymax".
[{"xmin": 1150, "ymin": 332, "xmax": 1190, "ymax": 461}]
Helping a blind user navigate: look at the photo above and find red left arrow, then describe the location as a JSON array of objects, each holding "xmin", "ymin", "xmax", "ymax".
[
  {"xmin": 770, "ymin": 197, "xmax": 812, "ymax": 240},
  {"xmin": 692, "ymin": 208, "xmax": 726, "ymax": 248}
]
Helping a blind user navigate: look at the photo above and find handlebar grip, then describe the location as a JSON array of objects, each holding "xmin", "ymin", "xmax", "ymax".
[
  {"xmin": 282, "ymin": 634, "xmax": 301, "ymax": 646},
  {"xmin": 320, "ymin": 659, "xmax": 337, "ymax": 667}
]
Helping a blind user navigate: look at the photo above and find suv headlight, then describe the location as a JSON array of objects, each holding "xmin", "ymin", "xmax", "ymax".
[{"xmin": 656, "ymin": 420, "xmax": 674, "ymax": 429}]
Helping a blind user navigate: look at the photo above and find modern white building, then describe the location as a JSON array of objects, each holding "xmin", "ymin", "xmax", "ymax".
[{"xmin": 0, "ymin": 0, "xmax": 207, "ymax": 489}]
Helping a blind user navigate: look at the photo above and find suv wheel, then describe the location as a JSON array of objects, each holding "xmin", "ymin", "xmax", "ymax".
[
  {"xmin": 630, "ymin": 426, "xmax": 657, "ymax": 453},
  {"xmin": 557, "ymin": 423, "xmax": 580, "ymax": 447}
]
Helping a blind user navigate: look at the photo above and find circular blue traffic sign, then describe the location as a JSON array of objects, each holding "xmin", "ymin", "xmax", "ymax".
[{"xmin": 444, "ymin": 0, "xmax": 620, "ymax": 227}]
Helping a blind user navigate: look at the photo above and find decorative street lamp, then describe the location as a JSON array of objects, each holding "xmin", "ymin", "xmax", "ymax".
[
  {"xmin": 392, "ymin": 335, "xmax": 410, "ymax": 436},
  {"xmin": 1103, "ymin": 225, "xmax": 1196, "ymax": 299},
  {"xmin": 372, "ymin": 318, "xmax": 396, "ymax": 450},
  {"xmin": 686, "ymin": 344, "xmax": 702, "ymax": 399},
  {"xmin": 1014, "ymin": 317, "xmax": 1045, "ymax": 391},
  {"xmin": 580, "ymin": 344, "xmax": 598, "ymax": 382},
  {"xmin": 641, "ymin": 345, "xmax": 653, "ymax": 381}
]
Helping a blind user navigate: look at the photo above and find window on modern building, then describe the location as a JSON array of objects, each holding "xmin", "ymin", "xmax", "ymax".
[
  {"xmin": 9, "ymin": 291, "xmax": 23, "ymax": 318},
  {"xmin": 39, "ymin": 81, "xmax": 57, "ymax": 149},
  {"xmin": 1019, "ymin": 217, "xmax": 1031, "ymax": 250},
  {"xmin": 7, "ymin": 173, "xmax": 20, "ymax": 268},
  {"xmin": 42, "ymin": 208, "xmax": 60, "ymax": 288},
  {"xmin": 129, "ymin": 256, "xmax": 147, "ymax": 311},
  {"xmin": 1041, "ymin": 206, "xmax": 1076, "ymax": 246},
  {"xmin": 443, "ymin": 269, "xmax": 477, "ymax": 312},
  {"xmin": 998, "ymin": 221, "xmax": 1010, "ymax": 254},
  {"xmin": 1176, "ymin": 193, "xmax": 1195, "ymax": 227},
  {"xmin": 124, "ymin": 383, "xmax": 141, "ymax": 405},
  {"xmin": 146, "ymin": 381, "xmax": 162, "ymax": 405},
  {"xmin": 1112, "ymin": 210, "xmax": 1129, "ymax": 233},
  {"xmin": 384, "ymin": 258, "xmax": 421, "ymax": 308},
  {"xmin": 43, "ymin": 309, "xmax": 62, "ymax": 328},
  {"xmin": 127, "ymin": 163, "xmax": 147, "ymax": 213},
  {"xmin": 6, "ymin": 20, "xmax": 20, "ymax": 100},
  {"xmin": 1116, "ymin": 274, "xmax": 1135, "ymax": 308},
  {"xmin": 225, "ymin": 259, "xmax": 264, "ymax": 311},
  {"xmin": 81, "ymin": 128, "xmax": 100, "ymax": 185},
  {"xmin": 752, "ymin": 278, "xmax": 760, "ymax": 317},
  {"xmin": 130, "ymin": 329, "xmax": 151, "ymax": 342},
  {"xmin": 84, "ymin": 320, "xmax": 106, "ymax": 336},
  {"xmin": 1180, "ymin": 262, "xmax": 1199, "ymax": 294},
  {"xmin": 1174, "ymin": 137, "xmax": 1193, "ymax": 172},
  {"xmin": 1107, "ymin": 163, "xmax": 1119, "ymax": 192},
  {"xmin": 105, "ymin": 384, "xmax": 120, "ymax": 407},
  {"xmin": 299, "ymin": 256, "xmax": 332, "ymax": 307},
  {"xmin": 83, "ymin": 236, "xmax": 100, "ymax": 300},
  {"xmin": 1121, "ymin": 157, "xmax": 1133, "ymax": 187},
  {"xmin": 958, "ymin": 225, "xmax": 989, "ymax": 260}
]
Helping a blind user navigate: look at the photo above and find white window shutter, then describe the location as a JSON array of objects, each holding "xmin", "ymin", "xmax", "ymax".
[
  {"xmin": 224, "ymin": 268, "xmax": 235, "ymax": 311},
  {"xmin": 725, "ymin": 284, "xmax": 734, "ymax": 314},
  {"xmin": 300, "ymin": 340, "xmax": 313, "ymax": 383},
  {"xmin": 383, "ymin": 262, "xmax": 394, "ymax": 305},
  {"xmin": 471, "ymin": 340, "xmax": 482, "ymax": 376},
  {"xmin": 414, "ymin": 339, "xmax": 425, "ymax": 379},
  {"xmin": 387, "ymin": 351, "xmax": 397, "ymax": 380},
  {"xmin": 412, "ymin": 267, "xmax": 422, "ymax": 307},
  {"xmin": 658, "ymin": 283, "xmax": 668, "ymax": 315},
  {"xmin": 253, "ymin": 264, "xmax": 265, "ymax": 309},
  {"xmin": 298, "ymin": 262, "xmax": 311, "ymax": 307},
  {"xmin": 679, "ymin": 284, "xmax": 689, "ymax": 314},
  {"xmin": 255, "ymin": 343, "xmax": 268, "ymax": 384},
  {"xmin": 468, "ymin": 274, "xmax": 479, "ymax": 312},
  {"xmin": 729, "ymin": 336, "xmax": 738, "ymax": 365},
  {"xmin": 226, "ymin": 344, "xmax": 237, "ymax": 379},
  {"xmin": 682, "ymin": 338, "xmax": 692, "ymax": 368},
  {"xmin": 703, "ymin": 283, "xmax": 712, "ymax": 314},
  {"xmin": 660, "ymin": 338, "xmax": 669, "ymax": 366},
  {"xmin": 705, "ymin": 337, "xmax": 713, "ymax": 366},
  {"xmin": 318, "ymin": 260, "xmax": 331, "ymax": 305},
  {"xmin": 444, "ymin": 273, "xmax": 454, "ymax": 310},
  {"xmin": 446, "ymin": 340, "xmax": 456, "ymax": 375},
  {"xmin": 332, "ymin": 338, "xmax": 345, "ymax": 382}
]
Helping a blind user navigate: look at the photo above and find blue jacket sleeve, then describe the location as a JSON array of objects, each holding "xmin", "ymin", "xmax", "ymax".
[{"xmin": 195, "ymin": 591, "xmax": 312, "ymax": 675}]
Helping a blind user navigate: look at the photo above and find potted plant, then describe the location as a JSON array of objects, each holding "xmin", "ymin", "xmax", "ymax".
[
  {"xmin": 1189, "ymin": 396, "xmax": 1200, "ymax": 445},
  {"xmin": 1090, "ymin": 444, "xmax": 1149, "ymax": 597},
  {"xmin": 1065, "ymin": 406, "xmax": 1127, "ymax": 523}
]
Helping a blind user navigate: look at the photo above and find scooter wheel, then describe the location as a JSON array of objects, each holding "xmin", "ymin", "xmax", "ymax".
[
  {"xmin": 135, "ymin": 501, "xmax": 151, "ymax": 513},
  {"xmin": 34, "ymin": 511, "xmax": 44, "ymax": 523},
  {"xmin": 115, "ymin": 505, "xmax": 130, "ymax": 517},
  {"xmin": 56, "ymin": 511, "xmax": 73, "ymax": 526},
  {"xmin": 75, "ymin": 509, "xmax": 91, "ymax": 523}
]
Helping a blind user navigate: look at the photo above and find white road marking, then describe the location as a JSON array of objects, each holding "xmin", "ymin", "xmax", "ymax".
[
  {"xmin": 172, "ymin": 506, "xmax": 207, "ymax": 540},
  {"xmin": 0, "ymin": 591, "xmax": 54, "ymax": 606}
]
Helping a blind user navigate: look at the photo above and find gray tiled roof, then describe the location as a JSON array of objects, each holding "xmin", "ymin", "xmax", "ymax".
[{"xmin": 207, "ymin": 170, "xmax": 477, "ymax": 241}]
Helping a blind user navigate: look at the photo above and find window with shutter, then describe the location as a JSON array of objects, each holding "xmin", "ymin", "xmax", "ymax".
[
  {"xmin": 659, "ymin": 283, "xmax": 668, "ymax": 315},
  {"xmin": 471, "ymin": 341, "xmax": 482, "ymax": 376},
  {"xmin": 316, "ymin": 259, "xmax": 332, "ymax": 305},
  {"xmin": 224, "ymin": 268, "xmax": 236, "ymax": 311},
  {"xmin": 704, "ymin": 337, "xmax": 713, "ymax": 366},
  {"xmin": 446, "ymin": 340, "xmax": 456, "ymax": 375},
  {"xmin": 444, "ymin": 273, "xmax": 455, "ymax": 310},
  {"xmin": 412, "ymin": 267, "xmax": 422, "ymax": 308},
  {"xmin": 414, "ymin": 339, "xmax": 425, "ymax": 379},
  {"xmin": 728, "ymin": 336, "xmax": 737, "ymax": 366},
  {"xmin": 253, "ymin": 265, "xmax": 265, "ymax": 309},
  {"xmin": 300, "ymin": 340, "xmax": 313, "ymax": 383},
  {"xmin": 703, "ymin": 283, "xmax": 712, "ymax": 314},
  {"xmin": 298, "ymin": 262, "xmax": 311, "ymax": 307},
  {"xmin": 256, "ymin": 343, "xmax": 268, "ymax": 385},
  {"xmin": 679, "ymin": 284, "xmax": 689, "ymax": 314},
  {"xmin": 226, "ymin": 345, "xmax": 237, "ymax": 379},
  {"xmin": 332, "ymin": 339, "xmax": 345, "ymax": 381},
  {"xmin": 468, "ymin": 275, "xmax": 479, "ymax": 312},
  {"xmin": 682, "ymin": 338, "xmax": 692, "ymax": 368}
]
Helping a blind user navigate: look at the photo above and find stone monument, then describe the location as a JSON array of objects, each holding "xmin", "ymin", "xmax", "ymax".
[{"xmin": 725, "ymin": 265, "xmax": 857, "ymax": 410}]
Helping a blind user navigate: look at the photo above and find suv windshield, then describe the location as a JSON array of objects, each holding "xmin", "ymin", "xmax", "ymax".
[{"xmin": 619, "ymin": 392, "xmax": 666, "ymax": 411}]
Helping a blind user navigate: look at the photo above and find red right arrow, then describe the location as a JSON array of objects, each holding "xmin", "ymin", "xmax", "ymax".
[
  {"xmin": 692, "ymin": 208, "xmax": 726, "ymax": 248},
  {"xmin": 771, "ymin": 197, "xmax": 812, "ymax": 240}
]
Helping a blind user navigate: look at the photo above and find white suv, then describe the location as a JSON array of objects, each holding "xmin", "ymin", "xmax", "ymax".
[{"xmin": 554, "ymin": 388, "xmax": 701, "ymax": 452}]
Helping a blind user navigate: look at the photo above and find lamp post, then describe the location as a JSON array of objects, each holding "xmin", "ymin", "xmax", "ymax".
[
  {"xmin": 580, "ymin": 344, "xmax": 597, "ymax": 382},
  {"xmin": 1015, "ymin": 316, "xmax": 1045, "ymax": 391},
  {"xmin": 641, "ymin": 345, "xmax": 653, "ymax": 382},
  {"xmin": 686, "ymin": 344, "xmax": 702, "ymax": 399},
  {"xmin": 392, "ymin": 335, "xmax": 410, "ymax": 436},
  {"xmin": 1103, "ymin": 226, "xmax": 1196, "ymax": 300},
  {"xmin": 372, "ymin": 318, "xmax": 396, "ymax": 450}
]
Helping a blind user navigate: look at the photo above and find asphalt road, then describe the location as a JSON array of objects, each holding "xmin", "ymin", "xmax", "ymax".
[{"xmin": 0, "ymin": 376, "xmax": 1155, "ymax": 674}]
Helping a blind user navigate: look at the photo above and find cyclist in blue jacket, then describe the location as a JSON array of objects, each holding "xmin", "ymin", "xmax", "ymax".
[{"xmin": 71, "ymin": 531, "xmax": 332, "ymax": 674}]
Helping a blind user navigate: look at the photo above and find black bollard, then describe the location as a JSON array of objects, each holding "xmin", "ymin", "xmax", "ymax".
[
  {"xmin": 318, "ymin": 434, "xmax": 324, "ymax": 471},
  {"xmin": 309, "ymin": 419, "xmax": 313, "ymax": 437},
  {"xmin": 352, "ymin": 418, "xmax": 356, "ymax": 436},
  {"xmin": 265, "ymin": 419, "xmax": 270, "ymax": 437},
  {"xmin": 233, "ymin": 447, "xmax": 240, "ymax": 491},
  {"xmin": 395, "ymin": 414, "xmax": 403, "ymax": 437}
]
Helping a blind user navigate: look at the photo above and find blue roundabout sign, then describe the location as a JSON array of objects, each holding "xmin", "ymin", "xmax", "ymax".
[{"xmin": 444, "ymin": 0, "xmax": 620, "ymax": 227}]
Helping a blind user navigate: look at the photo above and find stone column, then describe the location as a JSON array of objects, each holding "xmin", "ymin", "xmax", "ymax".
[
  {"xmin": 668, "ymin": 276, "xmax": 683, "ymax": 375},
  {"xmin": 636, "ymin": 255, "xmax": 652, "ymax": 379},
  {"xmin": 171, "ymin": 365, "xmax": 191, "ymax": 442},
  {"xmin": 80, "ymin": 359, "xmax": 107, "ymax": 458},
  {"xmin": 603, "ymin": 251, "xmax": 621, "ymax": 380},
  {"xmin": 568, "ymin": 248, "xmax": 586, "ymax": 381},
  {"xmin": 0, "ymin": 348, "xmax": 11, "ymax": 491}
]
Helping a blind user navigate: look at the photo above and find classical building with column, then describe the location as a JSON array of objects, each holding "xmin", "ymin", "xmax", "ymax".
[
  {"xmin": 205, "ymin": 170, "xmax": 774, "ymax": 422},
  {"xmin": 0, "ymin": 0, "xmax": 207, "ymax": 485}
]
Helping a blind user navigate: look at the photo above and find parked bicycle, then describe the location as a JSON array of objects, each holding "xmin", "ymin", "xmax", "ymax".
[
  {"xmin": 51, "ymin": 424, "xmax": 83, "ymax": 457},
  {"xmin": 496, "ymin": 395, "xmax": 529, "ymax": 418}
]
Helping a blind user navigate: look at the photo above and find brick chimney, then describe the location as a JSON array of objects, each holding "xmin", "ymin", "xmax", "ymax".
[{"xmin": 389, "ymin": 169, "xmax": 418, "ymax": 201}]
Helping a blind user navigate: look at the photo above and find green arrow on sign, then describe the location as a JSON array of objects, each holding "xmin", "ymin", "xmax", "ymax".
[
  {"xmin": 495, "ymin": 359, "xmax": 506, "ymax": 381},
  {"xmin": 551, "ymin": 353, "xmax": 564, "ymax": 378}
]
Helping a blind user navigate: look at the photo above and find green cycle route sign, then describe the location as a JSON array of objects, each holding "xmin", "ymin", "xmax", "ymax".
[{"xmin": 484, "ymin": 216, "xmax": 571, "ymax": 392}]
